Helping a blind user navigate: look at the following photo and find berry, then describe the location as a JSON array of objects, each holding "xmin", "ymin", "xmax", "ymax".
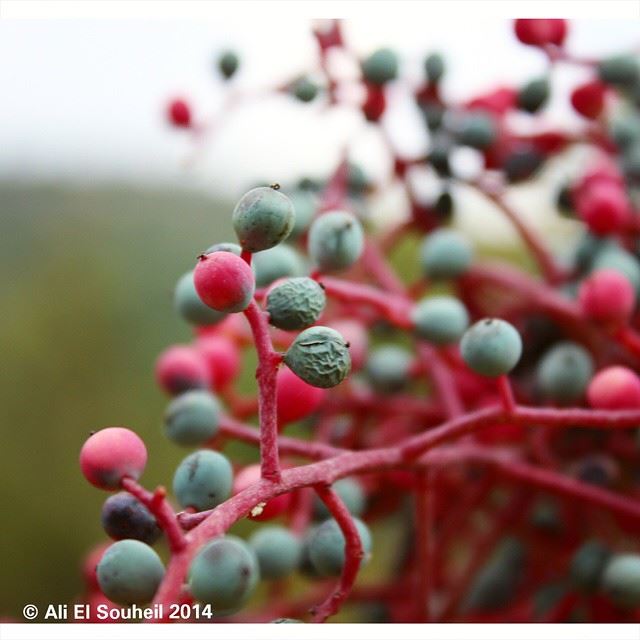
[
  {"xmin": 602, "ymin": 554, "xmax": 640, "ymax": 608},
  {"xmin": 536, "ymin": 342, "xmax": 594, "ymax": 404},
  {"xmin": 571, "ymin": 81, "xmax": 606, "ymax": 119},
  {"xmin": 218, "ymin": 50, "xmax": 239, "ymax": 80},
  {"xmin": 82, "ymin": 542, "xmax": 110, "ymax": 592},
  {"xmin": 80, "ymin": 427, "xmax": 147, "ymax": 490},
  {"xmin": 361, "ymin": 48, "xmax": 398, "ymax": 85},
  {"xmin": 578, "ymin": 269, "xmax": 635, "ymax": 326},
  {"xmin": 424, "ymin": 52, "xmax": 445, "ymax": 83},
  {"xmin": 313, "ymin": 478, "xmax": 366, "ymax": 520},
  {"xmin": 587, "ymin": 366, "xmax": 640, "ymax": 410},
  {"xmin": 233, "ymin": 464, "xmax": 292, "ymax": 520},
  {"xmin": 266, "ymin": 277, "xmax": 326, "ymax": 330},
  {"xmin": 411, "ymin": 295, "xmax": 469, "ymax": 345},
  {"xmin": 193, "ymin": 251, "xmax": 255, "ymax": 313},
  {"xmin": 598, "ymin": 55, "xmax": 639, "ymax": 87},
  {"xmin": 308, "ymin": 517, "xmax": 372, "ymax": 577},
  {"xmin": 164, "ymin": 389, "xmax": 221, "ymax": 446},
  {"xmin": 101, "ymin": 492, "xmax": 161, "ymax": 544},
  {"xmin": 593, "ymin": 245, "xmax": 640, "ymax": 293},
  {"xmin": 172, "ymin": 450, "xmax": 233, "ymax": 511},
  {"xmin": 517, "ymin": 77, "xmax": 550, "ymax": 113},
  {"xmin": 248, "ymin": 526, "xmax": 302, "ymax": 580},
  {"xmin": 366, "ymin": 345, "xmax": 412, "ymax": 393},
  {"xmin": 460, "ymin": 318, "xmax": 523, "ymax": 378},
  {"xmin": 155, "ymin": 345, "xmax": 210, "ymax": 395},
  {"xmin": 174, "ymin": 270, "xmax": 227, "ymax": 327},
  {"xmin": 420, "ymin": 229, "xmax": 473, "ymax": 279},
  {"xmin": 308, "ymin": 210, "xmax": 364, "ymax": 272},
  {"xmin": 347, "ymin": 162, "xmax": 371, "ymax": 195},
  {"xmin": 622, "ymin": 143, "xmax": 640, "ymax": 184},
  {"xmin": 284, "ymin": 326, "xmax": 351, "ymax": 389},
  {"xmin": 503, "ymin": 146, "xmax": 545, "ymax": 183},
  {"xmin": 195, "ymin": 334, "xmax": 241, "ymax": 391},
  {"xmin": 167, "ymin": 99, "xmax": 191, "ymax": 128},
  {"xmin": 286, "ymin": 189, "xmax": 317, "ymax": 238},
  {"xmin": 204, "ymin": 241, "xmax": 242, "ymax": 256},
  {"xmin": 276, "ymin": 365, "xmax": 325, "ymax": 426},
  {"xmin": 328, "ymin": 319, "xmax": 369, "ymax": 371},
  {"xmin": 189, "ymin": 536, "xmax": 259, "ymax": 612},
  {"xmin": 96, "ymin": 540, "xmax": 164, "ymax": 605},
  {"xmin": 570, "ymin": 540, "xmax": 611, "ymax": 593},
  {"xmin": 575, "ymin": 181, "xmax": 630, "ymax": 236},
  {"xmin": 457, "ymin": 112, "xmax": 497, "ymax": 149},
  {"xmin": 253, "ymin": 244, "xmax": 307, "ymax": 287},
  {"xmin": 291, "ymin": 76, "xmax": 319, "ymax": 103},
  {"xmin": 232, "ymin": 187, "xmax": 295, "ymax": 253},
  {"xmin": 514, "ymin": 19, "xmax": 567, "ymax": 47}
]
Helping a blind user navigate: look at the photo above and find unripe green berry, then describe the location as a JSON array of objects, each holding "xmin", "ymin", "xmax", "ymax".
[
  {"xmin": 204, "ymin": 241, "xmax": 242, "ymax": 256},
  {"xmin": 366, "ymin": 345, "xmax": 412, "ymax": 393},
  {"xmin": 253, "ymin": 244, "xmax": 307, "ymax": 287},
  {"xmin": 420, "ymin": 229, "xmax": 473, "ymax": 279},
  {"xmin": 172, "ymin": 450, "xmax": 233, "ymax": 511},
  {"xmin": 292, "ymin": 77, "xmax": 319, "ymax": 103},
  {"xmin": 174, "ymin": 270, "xmax": 227, "ymax": 327},
  {"xmin": 536, "ymin": 342, "xmax": 594, "ymax": 404},
  {"xmin": 361, "ymin": 48, "xmax": 399, "ymax": 85},
  {"xmin": 284, "ymin": 326, "xmax": 351, "ymax": 388},
  {"xmin": 266, "ymin": 277, "xmax": 326, "ymax": 330},
  {"xmin": 424, "ymin": 52, "xmax": 445, "ymax": 83},
  {"xmin": 457, "ymin": 112, "xmax": 498, "ymax": 149},
  {"xmin": 308, "ymin": 210, "xmax": 364, "ymax": 272},
  {"xmin": 570, "ymin": 540, "xmax": 611, "ymax": 593},
  {"xmin": 411, "ymin": 296, "xmax": 469, "ymax": 345},
  {"xmin": 248, "ymin": 526, "xmax": 302, "ymax": 580},
  {"xmin": 598, "ymin": 55, "xmax": 639, "ymax": 87},
  {"xmin": 517, "ymin": 77, "xmax": 550, "ymax": 113},
  {"xmin": 287, "ymin": 189, "xmax": 317, "ymax": 238},
  {"xmin": 460, "ymin": 318, "xmax": 523, "ymax": 377},
  {"xmin": 313, "ymin": 478, "xmax": 366, "ymax": 519},
  {"xmin": 218, "ymin": 50, "xmax": 239, "ymax": 80},
  {"xmin": 164, "ymin": 389, "xmax": 221, "ymax": 446},
  {"xmin": 602, "ymin": 554, "xmax": 640, "ymax": 608}
]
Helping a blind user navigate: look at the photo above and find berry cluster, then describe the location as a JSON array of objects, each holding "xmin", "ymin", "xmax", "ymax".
[{"xmin": 79, "ymin": 20, "xmax": 640, "ymax": 623}]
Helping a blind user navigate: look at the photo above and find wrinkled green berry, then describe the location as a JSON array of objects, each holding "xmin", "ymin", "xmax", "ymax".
[{"xmin": 266, "ymin": 277, "xmax": 326, "ymax": 330}]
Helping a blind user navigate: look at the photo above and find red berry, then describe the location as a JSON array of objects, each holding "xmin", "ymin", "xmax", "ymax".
[
  {"xmin": 79, "ymin": 427, "xmax": 147, "ymax": 490},
  {"xmin": 155, "ymin": 345, "xmax": 210, "ymax": 395},
  {"xmin": 167, "ymin": 99, "xmax": 191, "ymax": 128},
  {"xmin": 514, "ymin": 19, "xmax": 568, "ymax": 47},
  {"xmin": 195, "ymin": 334, "xmax": 241, "ymax": 391},
  {"xmin": 233, "ymin": 464, "xmax": 292, "ymax": 520},
  {"xmin": 571, "ymin": 81, "xmax": 606, "ymax": 119},
  {"xmin": 194, "ymin": 252, "xmax": 255, "ymax": 313},
  {"xmin": 276, "ymin": 366, "xmax": 326, "ymax": 427},
  {"xmin": 579, "ymin": 269, "xmax": 635, "ymax": 326},
  {"xmin": 466, "ymin": 87, "xmax": 517, "ymax": 116},
  {"xmin": 575, "ymin": 181, "xmax": 630, "ymax": 235},
  {"xmin": 587, "ymin": 366, "xmax": 640, "ymax": 409}
]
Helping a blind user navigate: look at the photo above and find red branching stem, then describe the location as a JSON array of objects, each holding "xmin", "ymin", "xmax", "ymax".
[
  {"xmin": 497, "ymin": 375, "xmax": 516, "ymax": 415},
  {"xmin": 361, "ymin": 239, "xmax": 407, "ymax": 295},
  {"xmin": 419, "ymin": 343, "xmax": 464, "ymax": 418},
  {"xmin": 310, "ymin": 484, "xmax": 365, "ymax": 622},
  {"xmin": 318, "ymin": 156, "xmax": 349, "ymax": 213},
  {"xmin": 242, "ymin": 300, "xmax": 283, "ymax": 482},
  {"xmin": 615, "ymin": 326, "xmax": 640, "ymax": 359},
  {"xmin": 120, "ymin": 477, "xmax": 186, "ymax": 553},
  {"xmin": 414, "ymin": 469, "xmax": 434, "ymax": 622}
]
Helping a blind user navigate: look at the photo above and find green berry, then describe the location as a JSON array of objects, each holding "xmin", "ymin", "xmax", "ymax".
[
  {"xmin": 536, "ymin": 342, "xmax": 594, "ymax": 404},
  {"xmin": 164, "ymin": 390, "xmax": 221, "ymax": 446},
  {"xmin": 598, "ymin": 55, "xmax": 639, "ymax": 87},
  {"xmin": 172, "ymin": 450, "xmax": 233, "ymax": 511},
  {"xmin": 570, "ymin": 540, "xmax": 611, "ymax": 593},
  {"xmin": 622, "ymin": 143, "xmax": 640, "ymax": 184},
  {"xmin": 287, "ymin": 189, "xmax": 317, "ymax": 238},
  {"xmin": 609, "ymin": 116, "xmax": 640, "ymax": 151},
  {"xmin": 174, "ymin": 270, "xmax": 227, "ymax": 326},
  {"xmin": 204, "ymin": 242, "xmax": 242, "ymax": 256},
  {"xmin": 253, "ymin": 244, "xmax": 307, "ymax": 287},
  {"xmin": 308, "ymin": 517, "xmax": 372, "ymax": 577},
  {"xmin": 424, "ymin": 52, "xmax": 445, "ymax": 83},
  {"xmin": 189, "ymin": 536, "xmax": 259, "ymax": 613},
  {"xmin": 232, "ymin": 187, "xmax": 295, "ymax": 253},
  {"xmin": 266, "ymin": 277, "xmax": 326, "ymax": 330},
  {"xmin": 284, "ymin": 326, "xmax": 351, "ymax": 389},
  {"xmin": 602, "ymin": 554, "xmax": 640, "ymax": 608},
  {"xmin": 420, "ymin": 229, "xmax": 473, "ymax": 279},
  {"xmin": 308, "ymin": 211, "xmax": 364, "ymax": 272},
  {"xmin": 411, "ymin": 295, "xmax": 469, "ymax": 345},
  {"xmin": 503, "ymin": 146, "xmax": 545, "ymax": 183},
  {"xmin": 347, "ymin": 163, "xmax": 370, "ymax": 195},
  {"xmin": 361, "ymin": 48, "xmax": 399, "ymax": 85},
  {"xmin": 292, "ymin": 77, "xmax": 319, "ymax": 103},
  {"xmin": 248, "ymin": 526, "xmax": 302, "ymax": 580},
  {"xmin": 313, "ymin": 478, "xmax": 366, "ymax": 520},
  {"xmin": 457, "ymin": 112, "xmax": 498, "ymax": 149},
  {"xmin": 97, "ymin": 540, "xmax": 165, "ymax": 605},
  {"xmin": 366, "ymin": 345, "xmax": 412, "ymax": 393},
  {"xmin": 517, "ymin": 77, "xmax": 550, "ymax": 113},
  {"xmin": 218, "ymin": 51, "xmax": 239, "ymax": 80},
  {"xmin": 460, "ymin": 318, "xmax": 523, "ymax": 377}
]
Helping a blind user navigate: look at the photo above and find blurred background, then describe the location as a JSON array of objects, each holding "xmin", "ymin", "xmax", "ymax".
[{"xmin": 0, "ymin": 16, "xmax": 638, "ymax": 618}]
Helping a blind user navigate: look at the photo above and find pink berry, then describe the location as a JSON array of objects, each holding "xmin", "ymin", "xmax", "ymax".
[
  {"xmin": 155, "ymin": 345, "xmax": 210, "ymax": 395},
  {"xmin": 579, "ymin": 269, "xmax": 635, "ymax": 326},
  {"xmin": 514, "ymin": 19, "xmax": 567, "ymax": 47},
  {"xmin": 587, "ymin": 366, "xmax": 640, "ymax": 409},
  {"xmin": 167, "ymin": 99, "xmax": 191, "ymax": 128},
  {"xmin": 195, "ymin": 334, "xmax": 241, "ymax": 390},
  {"xmin": 571, "ymin": 81, "xmax": 606, "ymax": 119},
  {"xmin": 79, "ymin": 427, "xmax": 147, "ymax": 490},
  {"xmin": 329, "ymin": 319, "xmax": 369, "ymax": 371},
  {"xmin": 194, "ymin": 252, "xmax": 255, "ymax": 313},
  {"xmin": 576, "ymin": 181, "xmax": 630, "ymax": 235},
  {"xmin": 233, "ymin": 464, "xmax": 292, "ymax": 520},
  {"xmin": 276, "ymin": 366, "xmax": 326, "ymax": 427}
]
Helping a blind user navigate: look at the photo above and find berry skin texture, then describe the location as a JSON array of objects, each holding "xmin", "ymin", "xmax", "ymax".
[
  {"xmin": 536, "ymin": 342, "xmax": 594, "ymax": 404},
  {"xmin": 460, "ymin": 318, "xmax": 523, "ymax": 378},
  {"xmin": 167, "ymin": 99, "xmax": 191, "ymax": 128},
  {"xmin": 174, "ymin": 270, "xmax": 227, "ymax": 327},
  {"xmin": 420, "ymin": 229, "xmax": 474, "ymax": 279},
  {"xmin": 266, "ymin": 277, "xmax": 326, "ymax": 331},
  {"xmin": 313, "ymin": 478, "xmax": 366, "ymax": 520},
  {"xmin": 366, "ymin": 345, "xmax": 412, "ymax": 393},
  {"xmin": 411, "ymin": 295, "xmax": 470, "ymax": 345},
  {"xmin": 602, "ymin": 554, "xmax": 640, "ymax": 608},
  {"xmin": 284, "ymin": 326, "xmax": 351, "ymax": 389},
  {"xmin": 579, "ymin": 269, "xmax": 635, "ymax": 326},
  {"xmin": 328, "ymin": 319, "xmax": 369, "ymax": 371},
  {"xmin": 253, "ymin": 244, "xmax": 307, "ymax": 287},
  {"xmin": 276, "ymin": 365, "xmax": 325, "ymax": 427},
  {"xmin": 218, "ymin": 50, "xmax": 239, "ymax": 80},
  {"xmin": 514, "ymin": 19, "xmax": 567, "ymax": 47},
  {"xmin": 164, "ymin": 389, "xmax": 221, "ymax": 446},
  {"xmin": 308, "ymin": 517, "xmax": 372, "ymax": 577},
  {"xmin": 570, "ymin": 541, "xmax": 611, "ymax": 593},
  {"xmin": 101, "ymin": 492, "xmax": 162, "ymax": 545},
  {"xmin": 155, "ymin": 345, "xmax": 211, "ymax": 395},
  {"xmin": 248, "ymin": 526, "xmax": 302, "ymax": 580},
  {"xmin": 97, "ymin": 540, "xmax": 165, "ymax": 606},
  {"xmin": 232, "ymin": 187, "xmax": 295, "ymax": 253},
  {"xmin": 189, "ymin": 536, "xmax": 259, "ymax": 613},
  {"xmin": 571, "ymin": 81, "xmax": 606, "ymax": 119},
  {"xmin": 308, "ymin": 210, "xmax": 365, "ymax": 272},
  {"xmin": 172, "ymin": 450, "xmax": 233, "ymax": 511},
  {"xmin": 80, "ymin": 427, "xmax": 147, "ymax": 490},
  {"xmin": 233, "ymin": 464, "xmax": 292, "ymax": 520},
  {"xmin": 194, "ymin": 251, "xmax": 255, "ymax": 313},
  {"xmin": 361, "ymin": 48, "xmax": 399, "ymax": 85},
  {"xmin": 587, "ymin": 366, "xmax": 640, "ymax": 410},
  {"xmin": 195, "ymin": 334, "xmax": 241, "ymax": 391}
]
